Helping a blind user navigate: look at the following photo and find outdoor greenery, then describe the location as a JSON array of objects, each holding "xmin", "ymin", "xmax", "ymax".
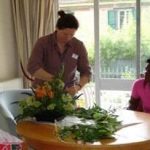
[
  {"xmin": 60, "ymin": 1, "xmax": 150, "ymax": 79},
  {"xmin": 87, "ymin": 9, "xmax": 150, "ymax": 78}
]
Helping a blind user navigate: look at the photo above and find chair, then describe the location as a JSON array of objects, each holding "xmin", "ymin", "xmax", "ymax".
[
  {"xmin": 83, "ymin": 85, "xmax": 95, "ymax": 108},
  {"xmin": 77, "ymin": 84, "xmax": 95, "ymax": 109},
  {"xmin": 0, "ymin": 89, "xmax": 32, "ymax": 136}
]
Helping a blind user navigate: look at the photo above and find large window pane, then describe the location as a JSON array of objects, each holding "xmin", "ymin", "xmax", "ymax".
[
  {"xmin": 59, "ymin": 0, "xmax": 137, "ymax": 109},
  {"xmin": 100, "ymin": 0, "xmax": 136, "ymax": 79},
  {"xmin": 59, "ymin": 0, "xmax": 94, "ymax": 73},
  {"xmin": 99, "ymin": 0, "xmax": 136, "ymax": 109},
  {"xmin": 59, "ymin": 0, "xmax": 95, "ymax": 108},
  {"xmin": 141, "ymin": 0, "xmax": 150, "ymax": 73}
]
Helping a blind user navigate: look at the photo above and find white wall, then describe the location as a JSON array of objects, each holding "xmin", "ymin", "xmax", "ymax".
[
  {"xmin": 0, "ymin": 0, "xmax": 18, "ymax": 81},
  {"xmin": 0, "ymin": 0, "xmax": 23, "ymax": 133}
]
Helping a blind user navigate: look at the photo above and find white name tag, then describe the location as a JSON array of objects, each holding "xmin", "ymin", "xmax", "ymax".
[{"xmin": 72, "ymin": 53, "xmax": 78, "ymax": 59}]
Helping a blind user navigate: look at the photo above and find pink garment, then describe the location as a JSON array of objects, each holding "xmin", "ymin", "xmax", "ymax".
[{"xmin": 131, "ymin": 78, "xmax": 150, "ymax": 113}]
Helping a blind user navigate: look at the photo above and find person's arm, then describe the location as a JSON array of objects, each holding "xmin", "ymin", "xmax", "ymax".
[
  {"xmin": 128, "ymin": 97, "xmax": 143, "ymax": 112},
  {"xmin": 128, "ymin": 97, "xmax": 140, "ymax": 110},
  {"xmin": 127, "ymin": 79, "xmax": 144, "ymax": 111},
  {"xmin": 66, "ymin": 42, "xmax": 91, "ymax": 96},
  {"xmin": 65, "ymin": 75, "xmax": 89, "ymax": 96},
  {"xmin": 77, "ymin": 42, "xmax": 91, "ymax": 86},
  {"xmin": 27, "ymin": 37, "xmax": 55, "ymax": 82},
  {"xmin": 77, "ymin": 75, "xmax": 89, "ymax": 89},
  {"xmin": 33, "ymin": 68, "xmax": 54, "ymax": 81}
]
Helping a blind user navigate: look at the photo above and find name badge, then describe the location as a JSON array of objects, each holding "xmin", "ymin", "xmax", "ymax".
[{"xmin": 72, "ymin": 53, "xmax": 78, "ymax": 59}]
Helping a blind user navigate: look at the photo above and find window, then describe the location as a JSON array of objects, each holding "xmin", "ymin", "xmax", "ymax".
[
  {"xmin": 108, "ymin": 8, "xmax": 136, "ymax": 30},
  {"xmin": 59, "ymin": 0, "xmax": 150, "ymax": 110}
]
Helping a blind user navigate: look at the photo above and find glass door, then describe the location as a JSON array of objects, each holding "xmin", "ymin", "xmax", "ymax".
[
  {"xmin": 58, "ymin": 0, "xmax": 146, "ymax": 110},
  {"xmin": 141, "ymin": 0, "xmax": 150, "ymax": 71},
  {"xmin": 59, "ymin": 0, "xmax": 95, "ymax": 108},
  {"xmin": 99, "ymin": 0, "xmax": 136, "ymax": 109}
]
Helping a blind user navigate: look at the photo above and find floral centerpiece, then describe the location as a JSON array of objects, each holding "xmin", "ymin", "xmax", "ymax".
[
  {"xmin": 15, "ymin": 68, "xmax": 121, "ymax": 143},
  {"xmin": 16, "ymin": 77, "xmax": 76, "ymax": 122}
]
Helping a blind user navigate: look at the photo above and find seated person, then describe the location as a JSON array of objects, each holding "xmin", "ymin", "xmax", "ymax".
[{"xmin": 128, "ymin": 58, "xmax": 150, "ymax": 112}]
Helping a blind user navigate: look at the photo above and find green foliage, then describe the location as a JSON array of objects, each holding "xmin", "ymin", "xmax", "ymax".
[
  {"xmin": 87, "ymin": 11, "xmax": 150, "ymax": 69},
  {"xmin": 100, "ymin": 21, "xmax": 136, "ymax": 67},
  {"xmin": 16, "ymin": 74, "xmax": 75, "ymax": 121},
  {"xmin": 121, "ymin": 71, "xmax": 135, "ymax": 79},
  {"xmin": 58, "ymin": 105, "xmax": 121, "ymax": 143}
]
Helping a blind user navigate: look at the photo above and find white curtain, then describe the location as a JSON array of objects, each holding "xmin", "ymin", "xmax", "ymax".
[{"xmin": 11, "ymin": 0, "xmax": 58, "ymax": 87}]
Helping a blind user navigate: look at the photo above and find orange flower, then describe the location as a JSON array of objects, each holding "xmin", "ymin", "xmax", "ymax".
[
  {"xmin": 35, "ymin": 85, "xmax": 54, "ymax": 99},
  {"xmin": 47, "ymin": 90, "xmax": 54, "ymax": 98},
  {"xmin": 35, "ymin": 86, "xmax": 47, "ymax": 98}
]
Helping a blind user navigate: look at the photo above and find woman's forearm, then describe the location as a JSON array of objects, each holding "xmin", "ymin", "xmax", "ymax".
[
  {"xmin": 33, "ymin": 68, "xmax": 54, "ymax": 81},
  {"xmin": 79, "ymin": 75, "xmax": 90, "ymax": 88}
]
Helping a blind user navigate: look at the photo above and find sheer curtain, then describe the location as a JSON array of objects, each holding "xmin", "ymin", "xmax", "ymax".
[{"xmin": 11, "ymin": 0, "xmax": 58, "ymax": 87}]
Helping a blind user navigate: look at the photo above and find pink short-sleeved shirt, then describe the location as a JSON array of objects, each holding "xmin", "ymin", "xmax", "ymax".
[{"xmin": 131, "ymin": 78, "xmax": 150, "ymax": 113}]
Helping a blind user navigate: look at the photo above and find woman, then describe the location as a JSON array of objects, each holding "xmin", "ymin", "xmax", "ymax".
[
  {"xmin": 128, "ymin": 58, "xmax": 150, "ymax": 112},
  {"xmin": 27, "ymin": 10, "xmax": 91, "ymax": 96}
]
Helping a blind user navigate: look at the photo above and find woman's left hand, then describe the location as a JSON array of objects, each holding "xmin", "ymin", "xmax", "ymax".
[{"xmin": 65, "ymin": 84, "xmax": 81, "ymax": 96}]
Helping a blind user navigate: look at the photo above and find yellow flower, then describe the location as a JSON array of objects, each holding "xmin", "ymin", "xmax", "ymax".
[
  {"xmin": 63, "ymin": 103, "xmax": 74, "ymax": 111},
  {"xmin": 47, "ymin": 104, "xmax": 56, "ymax": 110},
  {"xmin": 16, "ymin": 74, "xmax": 76, "ymax": 122}
]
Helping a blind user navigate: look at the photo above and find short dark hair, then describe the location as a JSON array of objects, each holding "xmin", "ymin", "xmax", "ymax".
[
  {"xmin": 146, "ymin": 58, "xmax": 150, "ymax": 64},
  {"xmin": 56, "ymin": 10, "xmax": 79, "ymax": 30}
]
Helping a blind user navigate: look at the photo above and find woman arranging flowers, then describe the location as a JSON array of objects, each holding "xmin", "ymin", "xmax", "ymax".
[
  {"xmin": 17, "ymin": 11, "xmax": 120, "ymax": 143},
  {"xmin": 16, "ymin": 73, "xmax": 121, "ymax": 143},
  {"xmin": 27, "ymin": 10, "xmax": 91, "ymax": 96}
]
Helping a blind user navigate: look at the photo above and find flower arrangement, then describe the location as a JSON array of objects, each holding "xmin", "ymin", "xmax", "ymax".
[
  {"xmin": 16, "ymin": 67, "xmax": 121, "ymax": 143},
  {"xmin": 16, "ymin": 78, "xmax": 76, "ymax": 122}
]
